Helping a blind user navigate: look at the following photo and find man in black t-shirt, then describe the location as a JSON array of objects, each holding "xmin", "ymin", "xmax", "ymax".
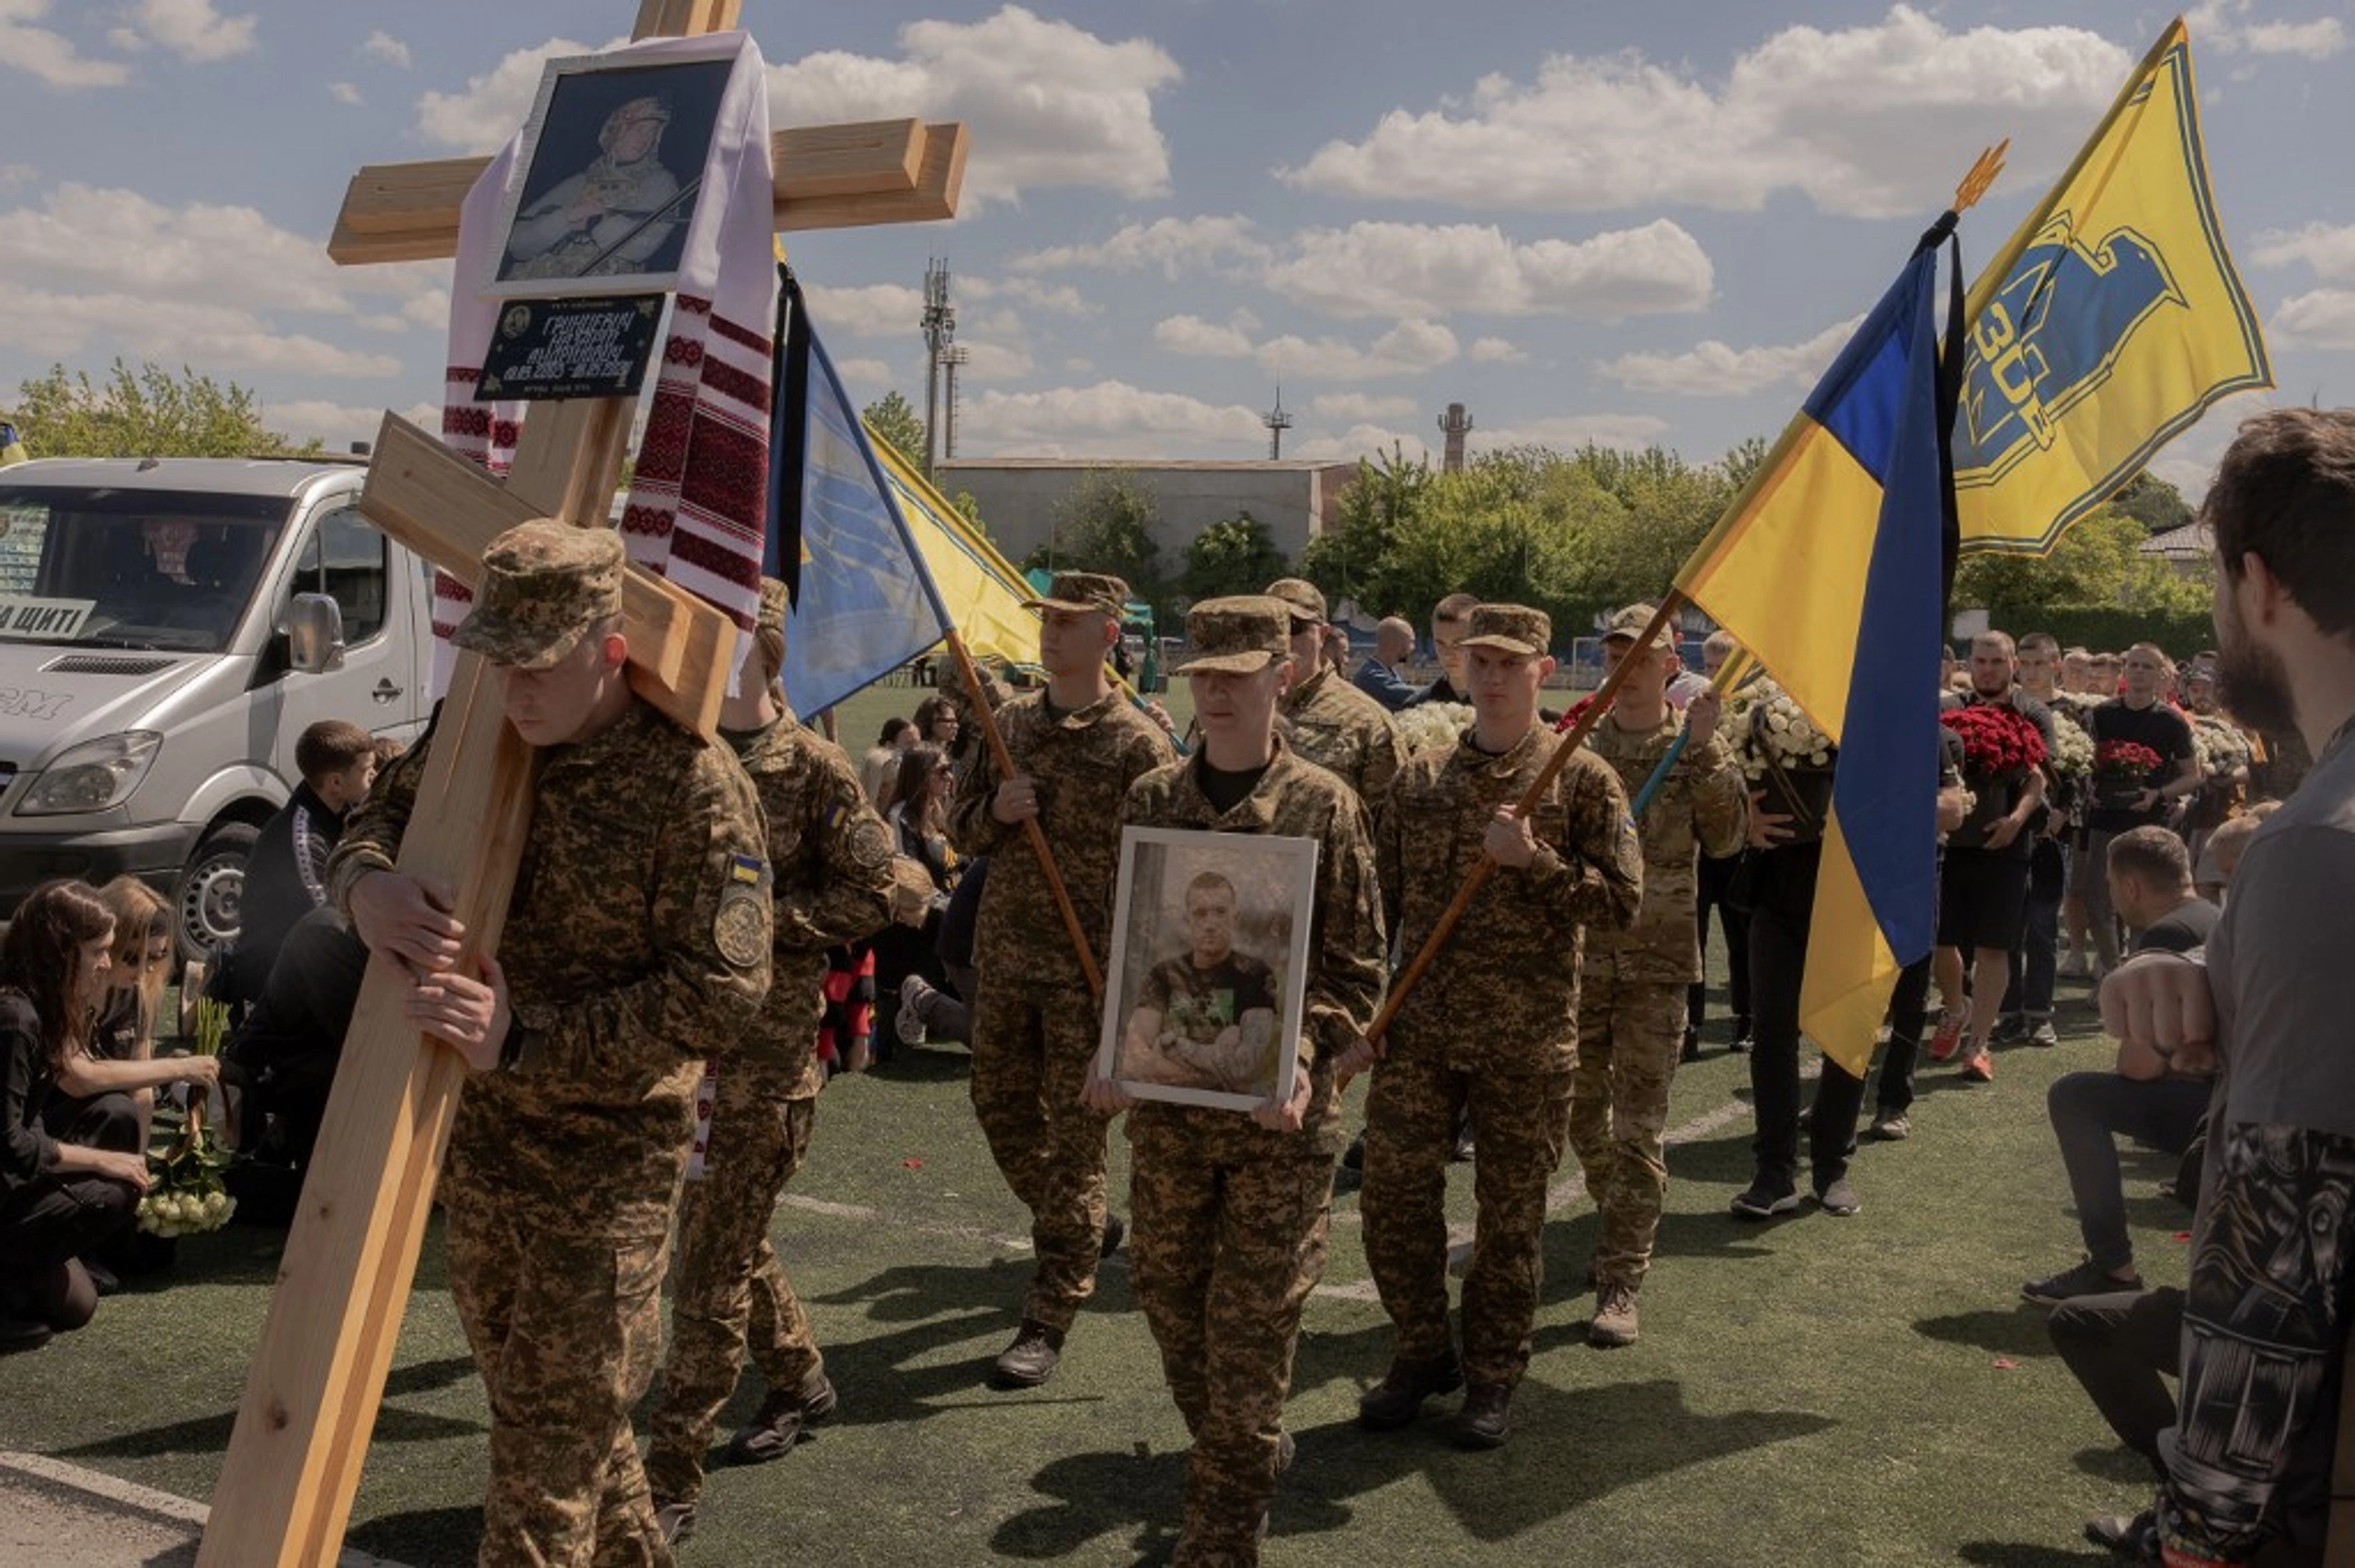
[
  {"xmin": 2081, "ymin": 646, "xmax": 2200, "ymax": 972},
  {"xmin": 1930, "ymin": 633, "xmax": 2056, "ymax": 1081},
  {"xmin": 2105, "ymin": 828, "xmax": 2221, "ymax": 956}
]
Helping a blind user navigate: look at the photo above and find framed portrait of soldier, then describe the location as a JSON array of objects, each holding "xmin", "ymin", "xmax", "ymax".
[
  {"xmin": 1096, "ymin": 827, "xmax": 1318, "ymax": 1114},
  {"xmin": 486, "ymin": 42, "xmax": 736, "ymax": 298}
]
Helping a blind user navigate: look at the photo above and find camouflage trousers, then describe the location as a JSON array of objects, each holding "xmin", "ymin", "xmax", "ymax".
[
  {"xmin": 1129, "ymin": 1116, "xmax": 1332, "ymax": 1566},
  {"xmin": 969, "ymin": 977, "xmax": 1114, "ymax": 1332},
  {"xmin": 645, "ymin": 1060, "xmax": 821, "ymax": 1505},
  {"xmin": 1568, "ymin": 970, "xmax": 1689, "ymax": 1289},
  {"xmin": 444, "ymin": 1185, "xmax": 674, "ymax": 1568},
  {"xmin": 1361, "ymin": 1049, "xmax": 1576, "ymax": 1389}
]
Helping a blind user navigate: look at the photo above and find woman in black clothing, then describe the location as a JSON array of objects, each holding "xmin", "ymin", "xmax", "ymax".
[
  {"xmin": 1, "ymin": 880, "xmax": 155, "ymax": 1352},
  {"xmin": 876, "ymin": 744, "xmax": 964, "ymax": 1055}
]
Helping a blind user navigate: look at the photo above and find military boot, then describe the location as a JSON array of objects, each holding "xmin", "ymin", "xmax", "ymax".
[
  {"xmin": 1356, "ymin": 1349, "xmax": 1463, "ymax": 1429},
  {"xmin": 1451, "ymin": 1381, "xmax": 1513, "ymax": 1449},
  {"xmin": 990, "ymin": 1320, "xmax": 1066, "ymax": 1389},
  {"xmin": 1590, "ymin": 1283, "xmax": 1640, "ymax": 1347},
  {"xmin": 725, "ymin": 1369, "xmax": 838, "ymax": 1463}
]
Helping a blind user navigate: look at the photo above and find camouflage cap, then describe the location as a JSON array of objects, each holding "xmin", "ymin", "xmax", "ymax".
[
  {"xmin": 1023, "ymin": 570, "xmax": 1129, "ymax": 617},
  {"xmin": 1263, "ymin": 577, "xmax": 1327, "ymax": 626},
  {"xmin": 1601, "ymin": 601, "xmax": 1669, "ymax": 651},
  {"xmin": 450, "ymin": 520, "xmax": 626, "ymax": 670},
  {"xmin": 1172, "ymin": 594, "xmax": 1290, "ymax": 676},
  {"xmin": 1457, "ymin": 602, "xmax": 1551, "ymax": 658}
]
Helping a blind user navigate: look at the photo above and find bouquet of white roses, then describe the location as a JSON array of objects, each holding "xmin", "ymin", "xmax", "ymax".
[
  {"xmin": 2046, "ymin": 715, "xmax": 2095, "ymax": 779},
  {"xmin": 1394, "ymin": 700, "xmax": 1474, "ymax": 756},
  {"xmin": 2190, "ymin": 715, "xmax": 2251, "ymax": 779},
  {"xmin": 1730, "ymin": 681, "xmax": 1832, "ymax": 780}
]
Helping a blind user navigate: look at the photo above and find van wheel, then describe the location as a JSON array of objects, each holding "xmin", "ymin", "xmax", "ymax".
[{"xmin": 173, "ymin": 821, "xmax": 258, "ymax": 965}]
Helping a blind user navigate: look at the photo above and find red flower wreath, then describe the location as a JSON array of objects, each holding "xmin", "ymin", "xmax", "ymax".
[
  {"xmin": 1940, "ymin": 703, "xmax": 2047, "ymax": 777},
  {"xmin": 2093, "ymin": 738, "xmax": 2165, "ymax": 780}
]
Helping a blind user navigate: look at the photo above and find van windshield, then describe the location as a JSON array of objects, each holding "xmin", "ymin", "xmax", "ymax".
[{"xmin": 0, "ymin": 486, "xmax": 290, "ymax": 653}]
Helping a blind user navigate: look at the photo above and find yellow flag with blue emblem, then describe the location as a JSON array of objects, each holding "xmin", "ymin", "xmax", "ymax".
[
  {"xmin": 0, "ymin": 420, "xmax": 26, "ymax": 466},
  {"xmin": 1955, "ymin": 19, "xmax": 2269, "ymax": 553}
]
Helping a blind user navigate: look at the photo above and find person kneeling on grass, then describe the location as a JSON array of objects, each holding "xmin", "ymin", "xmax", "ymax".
[{"xmin": 1084, "ymin": 596, "xmax": 1386, "ymax": 1564}]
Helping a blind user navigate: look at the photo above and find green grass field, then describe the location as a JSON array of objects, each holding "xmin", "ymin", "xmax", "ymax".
[{"xmin": 0, "ymin": 686, "xmax": 2162, "ymax": 1564}]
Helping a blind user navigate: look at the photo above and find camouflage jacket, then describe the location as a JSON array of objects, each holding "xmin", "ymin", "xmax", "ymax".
[
  {"xmin": 731, "ymin": 709, "xmax": 896, "ymax": 1094},
  {"xmin": 1580, "ymin": 711, "xmax": 1748, "ymax": 982},
  {"xmin": 1375, "ymin": 722, "xmax": 1642, "ymax": 1074},
  {"xmin": 948, "ymin": 685, "xmax": 1175, "ymax": 984},
  {"xmin": 1280, "ymin": 666, "xmax": 1408, "ymax": 813},
  {"xmin": 330, "ymin": 699, "xmax": 771, "ymax": 1236},
  {"xmin": 1120, "ymin": 738, "xmax": 1387, "ymax": 1159}
]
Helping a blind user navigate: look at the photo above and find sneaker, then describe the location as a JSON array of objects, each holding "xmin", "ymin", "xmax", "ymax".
[
  {"xmin": 896, "ymin": 975, "xmax": 931, "ymax": 1047},
  {"xmin": 1729, "ymin": 1032, "xmax": 1753, "ymax": 1056},
  {"xmin": 2027, "ymin": 1017, "xmax": 2061, "ymax": 1047},
  {"xmin": 990, "ymin": 1321, "xmax": 1066, "ymax": 1390},
  {"xmin": 1814, "ymin": 1176, "xmax": 1862, "ymax": 1217},
  {"xmin": 2085, "ymin": 1510, "xmax": 2155, "ymax": 1555},
  {"xmin": 1959, "ymin": 1049, "xmax": 1995, "ymax": 1083},
  {"xmin": 1451, "ymin": 1381, "xmax": 1512, "ymax": 1450},
  {"xmin": 1356, "ymin": 1350, "xmax": 1463, "ymax": 1430},
  {"xmin": 1589, "ymin": 1283, "xmax": 1640, "ymax": 1347},
  {"xmin": 1990, "ymin": 1014, "xmax": 2028, "ymax": 1045},
  {"xmin": 1867, "ymin": 1109, "xmax": 1912, "ymax": 1142},
  {"xmin": 1100, "ymin": 1212, "xmax": 1126, "ymax": 1259},
  {"xmin": 724, "ymin": 1372, "xmax": 837, "ymax": 1464},
  {"xmin": 2022, "ymin": 1258, "xmax": 2142, "ymax": 1307},
  {"xmin": 1927, "ymin": 1004, "xmax": 1970, "ymax": 1062},
  {"xmin": 2059, "ymin": 950, "xmax": 2089, "ymax": 979},
  {"xmin": 1729, "ymin": 1178, "xmax": 1802, "ymax": 1219},
  {"xmin": 654, "ymin": 1499, "xmax": 698, "ymax": 1547}
]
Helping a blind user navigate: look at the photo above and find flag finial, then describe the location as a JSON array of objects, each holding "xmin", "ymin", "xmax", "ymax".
[{"xmin": 1953, "ymin": 140, "xmax": 2008, "ymax": 213}]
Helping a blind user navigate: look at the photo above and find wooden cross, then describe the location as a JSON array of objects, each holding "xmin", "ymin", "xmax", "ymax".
[{"xmin": 198, "ymin": 5, "xmax": 965, "ymax": 1562}]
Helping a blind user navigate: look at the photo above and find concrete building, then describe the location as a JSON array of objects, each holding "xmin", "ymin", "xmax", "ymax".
[{"xmin": 931, "ymin": 457, "xmax": 1361, "ymax": 567}]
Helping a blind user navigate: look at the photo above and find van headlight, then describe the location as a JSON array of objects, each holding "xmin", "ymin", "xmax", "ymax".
[{"xmin": 17, "ymin": 731, "xmax": 163, "ymax": 816}]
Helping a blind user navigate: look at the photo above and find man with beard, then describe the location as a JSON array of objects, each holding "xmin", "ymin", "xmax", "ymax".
[{"xmin": 2098, "ymin": 406, "xmax": 2355, "ymax": 1566}]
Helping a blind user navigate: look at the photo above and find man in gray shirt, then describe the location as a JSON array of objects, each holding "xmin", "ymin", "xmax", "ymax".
[{"xmin": 2101, "ymin": 406, "xmax": 2355, "ymax": 1566}]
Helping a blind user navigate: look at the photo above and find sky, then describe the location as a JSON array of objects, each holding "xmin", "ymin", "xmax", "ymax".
[{"xmin": 1, "ymin": 0, "xmax": 2349, "ymax": 501}]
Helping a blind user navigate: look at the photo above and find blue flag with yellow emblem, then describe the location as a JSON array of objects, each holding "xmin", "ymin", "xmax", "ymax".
[
  {"xmin": 1675, "ymin": 240, "xmax": 1947, "ymax": 1075},
  {"xmin": 1955, "ymin": 19, "xmax": 2270, "ymax": 553}
]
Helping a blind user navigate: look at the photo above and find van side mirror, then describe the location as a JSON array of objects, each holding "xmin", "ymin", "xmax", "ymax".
[{"xmin": 282, "ymin": 593, "xmax": 347, "ymax": 674}]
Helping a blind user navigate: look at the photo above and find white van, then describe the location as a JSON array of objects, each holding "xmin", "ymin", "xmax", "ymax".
[{"xmin": 0, "ymin": 455, "xmax": 432, "ymax": 958}]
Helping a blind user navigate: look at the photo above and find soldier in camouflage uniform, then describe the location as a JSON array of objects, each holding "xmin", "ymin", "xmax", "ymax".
[
  {"xmin": 645, "ymin": 579, "xmax": 896, "ymax": 1544},
  {"xmin": 333, "ymin": 521, "xmax": 771, "ymax": 1568},
  {"xmin": 948, "ymin": 570, "xmax": 1175, "ymax": 1388},
  {"xmin": 1263, "ymin": 577, "xmax": 1407, "ymax": 809},
  {"xmin": 1568, "ymin": 604, "xmax": 1746, "ymax": 1348},
  {"xmin": 1345, "ymin": 604, "xmax": 1643, "ymax": 1450},
  {"xmin": 1083, "ymin": 596, "xmax": 1386, "ymax": 1565}
]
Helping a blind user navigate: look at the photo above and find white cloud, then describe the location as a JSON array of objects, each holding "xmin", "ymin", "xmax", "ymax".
[
  {"xmin": 1257, "ymin": 319, "xmax": 1459, "ymax": 383},
  {"xmin": 1015, "ymin": 215, "xmax": 1269, "ymax": 279},
  {"xmin": 1598, "ymin": 315, "xmax": 1861, "ymax": 396},
  {"xmin": 802, "ymin": 282, "xmax": 924, "ymax": 339},
  {"xmin": 1292, "ymin": 424, "xmax": 1432, "ymax": 464},
  {"xmin": 766, "ymin": 6, "xmax": 1178, "ymax": 205},
  {"xmin": 833, "ymin": 356, "xmax": 899, "ymax": 391},
  {"xmin": 1474, "ymin": 413, "xmax": 1675, "ymax": 452},
  {"xmin": 1282, "ymin": 6, "xmax": 2128, "ymax": 220},
  {"xmin": 0, "ymin": 0, "xmax": 132, "ymax": 87},
  {"xmin": 1264, "ymin": 220, "xmax": 1711, "ymax": 321},
  {"xmin": 3, "ymin": 289, "xmax": 402, "ymax": 377},
  {"xmin": 265, "ymin": 398, "xmax": 441, "ymax": 454},
  {"xmin": 2187, "ymin": 1, "xmax": 2347, "ymax": 58},
  {"xmin": 959, "ymin": 379, "xmax": 1268, "ymax": 458},
  {"xmin": 956, "ymin": 340, "xmax": 1035, "ymax": 382},
  {"xmin": 1468, "ymin": 337, "xmax": 1527, "ymax": 363},
  {"xmin": 328, "ymin": 81, "xmax": 362, "ymax": 106},
  {"xmin": 2252, "ymin": 223, "xmax": 2355, "ymax": 281},
  {"xmin": 0, "ymin": 163, "xmax": 34, "ymax": 192},
  {"xmin": 362, "ymin": 29, "xmax": 410, "ymax": 68},
  {"xmin": 2269, "ymin": 287, "xmax": 2355, "ymax": 348},
  {"xmin": 1308, "ymin": 393, "xmax": 1417, "ymax": 423},
  {"xmin": 116, "ymin": 0, "xmax": 255, "ymax": 63},
  {"xmin": 414, "ymin": 35, "xmax": 616, "ymax": 150},
  {"xmin": 964, "ymin": 276, "xmax": 1097, "ymax": 316},
  {"xmin": 1154, "ymin": 315, "xmax": 1257, "ymax": 359}
]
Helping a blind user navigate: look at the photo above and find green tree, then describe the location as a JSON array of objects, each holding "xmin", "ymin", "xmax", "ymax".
[
  {"xmin": 1026, "ymin": 468, "xmax": 1163, "ymax": 603},
  {"xmin": 1298, "ymin": 443, "xmax": 1431, "ymax": 615},
  {"xmin": 1568, "ymin": 443, "xmax": 1734, "ymax": 609},
  {"xmin": 1179, "ymin": 512, "xmax": 1287, "ymax": 602},
  {"xmin": 1955, "ymin": 509, "xmax": 2211, "ymax": 624},
  {"xmin": 861, "ymin": 390, "xmax": 927, "ymax": 465},
  {"xmin": 2108, "ymin": 470, "xmax": 2195, "ymax": 535},
  {"xmin": 14, "ymin": 360, "xmax": 315, "ymax": 458}
]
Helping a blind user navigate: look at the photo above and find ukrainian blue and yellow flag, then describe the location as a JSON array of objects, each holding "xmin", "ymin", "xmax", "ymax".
[
  {"xmin": 1955, "ymin": 19, "xmax": 2270, "ymax": 553},
  {"xmin": 868, "ymin": 436, "xmax": 1039, "ymax": 672},
  {"xmin": 0, "ymin": 420, "xmax": 26, "ymax": 466},
  {"xmin": 1674, "ymin": 245, "xmax": 1947, "ymax": 1075}
]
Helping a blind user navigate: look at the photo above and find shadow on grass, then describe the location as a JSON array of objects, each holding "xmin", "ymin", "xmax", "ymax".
[
  {"xmin": 988, "ymin": 1376, "xmax": 1837, "ymax": 1559},
  {"xmin": 347, "ymin": 1505, "xmax": 482, "ymax": 1566},
  {"xmin": 1913, "ymin": 1304, "xmax": 2058, "ymax": 1359},
  {"xmin": 2073, "ymin": 1443, "xmax": 2154, "ymax": 1484},
  {"xmin": 57, "ymin": 1400, "xmax": 481, "ymax": 1461}
]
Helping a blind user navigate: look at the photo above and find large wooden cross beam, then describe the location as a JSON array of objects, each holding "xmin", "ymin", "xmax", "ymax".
[{"xmin": 199, "ymin": 3, "xmax": 965, "ymax": 1562}]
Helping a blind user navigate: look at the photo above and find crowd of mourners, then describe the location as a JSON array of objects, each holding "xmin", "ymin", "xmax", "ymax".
[{"xmin": 2, "ymin": 407, "xmax": 2352, "ymax": 1567}]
